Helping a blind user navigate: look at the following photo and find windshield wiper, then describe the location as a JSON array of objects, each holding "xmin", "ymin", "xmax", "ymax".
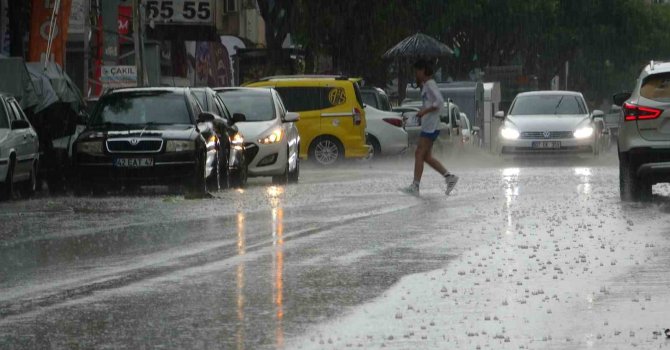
[{"xmin": 553, "ymin": 97, "xmax": 565, "ymax": 114}]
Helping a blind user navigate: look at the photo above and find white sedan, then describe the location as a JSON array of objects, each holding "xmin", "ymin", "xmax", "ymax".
[
  {"xmin": 0, "ymin": 94, "xmax": 39, "ymax": 199},
  {"xmin": 216, "ymin": 87, "xmax": 301, "ymax": 184},
  {"xmin": 495, "ymin": 91, "xmax": 604, "ymax": 155},
  {"xmin": 364, "ymin": 105, "xmax": 408, "ymax": 157}
]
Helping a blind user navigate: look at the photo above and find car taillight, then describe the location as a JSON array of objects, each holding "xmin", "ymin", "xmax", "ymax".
[
  {"xmin": 353, "ymin": 108, "xmax": 362, "ymax": 126},
  {"xmin": 383, "ymin": 118, "xmax": 403, "ymax": 127},
  {"xmin": 623, "ymin": 102, "xmax": 662, "ymax": 121}
]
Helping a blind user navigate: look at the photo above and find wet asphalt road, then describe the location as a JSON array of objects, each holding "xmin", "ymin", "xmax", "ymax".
[{"xmin": 1, "ymin": 149, "xmax": 670, "ymax": 349}]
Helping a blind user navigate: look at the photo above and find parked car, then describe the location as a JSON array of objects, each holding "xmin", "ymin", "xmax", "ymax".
[
  {"xmin": 192, "ymin": 87, "xmax": 248, "ymax": 188},
  {"xmin": 216, "ymin": 87, "xmax": 301, "ymax": 184},
  {"xmin": 364, "ymin": 105, "xmax": 408, "ymax": 157},
  {"xmin": 495, "ymin": 91, "xmax": 605, "ymax": 155},
  {"xmin": 361, "ymin": 86, "xmax": 393, "ymax": 111},
  {"xmin": 0, "ymin": 93, "xmax": 39, "ymax": 199},
  {"xmin": 73, "ymin": 87, "xmax": 236, "ymax": 195},
  {"xmin": 614, "ymin": 61, "xmax": 670, "ymax": 201},
  {"xmin": 246, "ymin": 76, "xmax": 371, "ymax": 165}
]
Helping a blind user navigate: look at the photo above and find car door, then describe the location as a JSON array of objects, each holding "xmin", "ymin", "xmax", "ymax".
[
  {"xmin": 6, "ymin": 99, "xmax": 32, "ymax": 178},
  {"xmin": 319, "ymin": 82, "xmax": 361, "ymax": 147}
]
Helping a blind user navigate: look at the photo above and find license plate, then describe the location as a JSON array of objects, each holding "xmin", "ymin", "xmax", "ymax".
[
  {"xmin": 113, "ymin": 158, "xmax": 154, "ymax": 168},
  {"xmin": 532, "ymin": 141, "xmax": 561, "ymax": 149}
]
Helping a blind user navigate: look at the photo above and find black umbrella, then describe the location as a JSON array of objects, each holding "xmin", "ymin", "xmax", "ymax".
[
  {"xmin": 382, "ymin": 33, "xmax": 453, "ymax": 103},
  {"xmin": 383, "ymin": 33, "xmax": 454, "ymax": 59}
]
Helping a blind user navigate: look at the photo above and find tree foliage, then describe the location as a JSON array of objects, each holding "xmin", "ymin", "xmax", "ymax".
[{"xmin": 279, "ymin": 0, "xmax": 670, "ymax": 102}]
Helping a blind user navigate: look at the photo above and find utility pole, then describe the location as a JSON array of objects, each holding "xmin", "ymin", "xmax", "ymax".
[{"xmin": 132, "ymin": 0, "xmax": 146, "ymax": 87}]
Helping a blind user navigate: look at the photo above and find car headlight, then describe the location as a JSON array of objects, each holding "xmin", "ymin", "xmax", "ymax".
[
  {"xmin": 574, "ymin": 126, "xmax": 594, "ymax": 139},
  {"xmin": 259, "ymin": 128, "xmax": 283, "ymax": 144},
  {"xmin": 500, "ymin": 127, "xmax": 520, "ymax": 140},
  {"xmin": 166, "ymin": 140, "xmax": 196, "ymax": 152},
  {"xmin": 231, "ymin": 133, "xmax": 244, "ymax": 145},
  {"xmin": 76, "ymin": 141, "xmax": 103, "ymax": 155}
]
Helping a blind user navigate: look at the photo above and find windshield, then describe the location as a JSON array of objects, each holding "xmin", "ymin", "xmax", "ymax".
[
  {"xmin": 0, "ymin": 102, "xmax": 8, "ymax": 129},
  {"xmin": 91, "ymin": 92, "xmax": 192, "ymax": 126},
  {"xmin": 510, "ymin": 95, "xmax": 587, "ymax": 115},
  {"xmin": 217, "ymin": 91, "xmax": 275, "ymax": 122},
  {"xmin": 192, "ymin": 91, "xmax": 207, "ymax": 108}
]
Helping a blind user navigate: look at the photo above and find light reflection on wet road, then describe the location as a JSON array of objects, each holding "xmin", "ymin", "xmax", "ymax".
[{"xmin": 1, "ymin": 153, "xmax": 670, "ymax": 349}]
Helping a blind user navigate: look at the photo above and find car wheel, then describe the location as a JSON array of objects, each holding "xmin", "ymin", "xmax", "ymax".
[
  {"xmin": 230, "ymin": 163, "xmax": 248, "ymax": 189},
  {"xmin": 272, "ymin": 150, "xmax": 290, "ymax": 185},
  {"xmin": 0, "ymin": 158, "xmax": 16, "ymax": 200},
  {"xmin": 620, "ymin": 155, "xmax": 651, "ymax": 202},
  {"xmin": 189, "ymin": 152, "xmax": 208, "ymax": 196},
  {"xmin": 367, "ymin": 135, "xmax": 381, "ymax": 159},
  {"xmin": 288, "ymin": 148, "xmax": 300, "ymax": 184},
  {"xmin": 310, "ymin": 136, "xmax": 343, "ymax": 166},
  {"xmin": 20, "ymin": 160, "xmax": 38, "ymax": 198}
]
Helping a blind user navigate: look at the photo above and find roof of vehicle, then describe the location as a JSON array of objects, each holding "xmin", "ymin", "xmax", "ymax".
[
  {"xmin": 190, "ymin": 87, "xmax": 216, "ymax": 93},
  {"xmin": 108, "ymin": 87, "xmax": 189, "ymax": 95},
  {"xmin": 643, "ymin": 60, "xmax": 670, "ymax": 75},
  {"xmin": 361, "ymin": 86, "xmax": 386, "ymax": 94},
  {"xmin": 516, "ymin": 90, "xmax": 584, "ymax": 97},
  {"xmin": 254, "ymin": 75, "xmax": 350, "ymax": 82},
  {"xmin": 215, "ymin": 87, "xmax": 274, "ymax": 95}
]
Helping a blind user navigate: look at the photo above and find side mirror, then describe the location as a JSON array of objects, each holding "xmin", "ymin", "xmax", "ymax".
[
  {"xmin": 613, "ymin": 92, "xmax": 632, "ymax": 107},
  {"xmin": 494, "ymin": 111, "xmax": 505, "ymax": 120},
  {"xmin": 232, "ymin": 113, "xmax": 246, "ymax": 124},
  {"xmin": 11, "ymin": 120, "xmax": 30, "ymax": 130},
  {"xmin": 592, "ymin": 110, "xmax": 605, "ymax": 119},
  {"xmin": 198, "ymin": 112, "xmax": 216, "ymax": 123},
  {"xmin": 284, "ymin": 112, "xmax": 300, "ymax": 123}
]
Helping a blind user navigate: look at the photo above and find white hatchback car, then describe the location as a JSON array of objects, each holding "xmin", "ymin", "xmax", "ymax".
[
  {"xmin": 0, "ymin": 94, "xmax": 39, "ymax": 199},
  {"xmin": 364, "ymin": 105, "xmax": 408, "ymax": 157},
  {"xmin": 216, "ymin": 88, "xmax": 300, "ymax": 184},
  {"xmin": 496, "ymin": 91, "xmax": 604, "ymax": 155}
]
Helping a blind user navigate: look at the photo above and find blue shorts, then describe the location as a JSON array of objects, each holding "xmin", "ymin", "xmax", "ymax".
[{"xmin": 420, "ymin": 130, "xmax": 440, "ymax": 141}]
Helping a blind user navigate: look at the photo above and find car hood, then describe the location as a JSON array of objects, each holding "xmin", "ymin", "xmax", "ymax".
[
  {"xmin": 78, "ymin": 124, "xmax": 197, "ymax": 141},
  {"xmin": 235, "ymin": 120, "xmax": 279, "ymax": 141},
  {"xmin": 364, "ymin": 106, "xmax": 403, "ymax": 120},
  {"xmin": 506, "ymin": 114, "xmax": 591, "ymax": 131}
]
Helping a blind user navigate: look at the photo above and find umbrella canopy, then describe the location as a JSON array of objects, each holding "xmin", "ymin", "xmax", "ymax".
[
  {"xmin": 26, "ymin": 64, "xmax": 60, "ymax": 113},
  {"xmin": 26, "ymin": 62, "xmax": 85, "ymax": 112},
  {"xmin": 0, "ymin": 58, "xmax": 41, "ymax": 111},
  {"xmin": 383, "ymin": 33, "xmax": 454, "ymax": 59}
]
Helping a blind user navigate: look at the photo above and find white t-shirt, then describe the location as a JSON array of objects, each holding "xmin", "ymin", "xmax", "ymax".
[{"xmin": 421, "ymin": 79, "xmax": 444, "ymax": 133}]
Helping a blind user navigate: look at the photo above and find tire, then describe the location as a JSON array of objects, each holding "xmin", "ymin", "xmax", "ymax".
[
  {"xmin": 189, "ymin": 152, "xmax": 208, "ymax": 196},
  {"xmin": 309, "ymin": 136, "xmax": 343, "ymax": 166},
  {"xmin": 367, "ymin": 135, "xmax": 381, "ymax": 159},
  {"xmin": 0, "ymin": 158, "xmax": 15, "ymax": 200},
  {"xmin": 272, "ymin": 166, "xmax": 289, "ymax": 185},
  {"xmin": 288, "ymin": 149, "xmax": 300, "ymax": 184},
  {"xmin": 230, "ymin": 164, "xmax": 248, "ymax": 189},
  {"xmin": 20, "ymin": 161, "xmax": 38, "ymax": 198},
  {"xmin": 620, "ymin": 155, "xmax": 652, "ymax": 202}
]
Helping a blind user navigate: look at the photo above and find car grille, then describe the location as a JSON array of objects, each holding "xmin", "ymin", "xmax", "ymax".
[
  {"xmin": 244, "ymin": 143, "xmax": 258, "ymax": 165},
  {"xmin": 520, "ymin": 131, "xmax": 574, "ymax": 139},
  {"xmin": 106, "ymin": 138, "xmax": 163, "ymax": 153}
]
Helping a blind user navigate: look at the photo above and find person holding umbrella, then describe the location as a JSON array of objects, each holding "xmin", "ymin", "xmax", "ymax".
[{"xmin": 401, "ymin": 59, "xmax": 458, "ymax": 196}]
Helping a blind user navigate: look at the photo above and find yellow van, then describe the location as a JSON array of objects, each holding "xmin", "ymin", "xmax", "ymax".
[{"xmin": 246, "ymin": 76, "xmax": 371, "ymax": 165}]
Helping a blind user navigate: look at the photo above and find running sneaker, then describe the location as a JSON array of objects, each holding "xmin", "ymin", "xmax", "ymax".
[
  {"xmin": 445, "ymin": 174, "xmax": 459, "ymax": 196},
  {"xmin": 400, "ymin": 184, "xmax": 420, "ymax": 196}
]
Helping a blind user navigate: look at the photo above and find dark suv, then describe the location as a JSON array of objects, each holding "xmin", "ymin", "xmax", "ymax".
[
  {"xmin": 73, "ymin": 87, "xmax": 243, "ymax": 195},
  {"xmin": 615, "ymin": 61, "xmax": 670, "ymax": 201}
]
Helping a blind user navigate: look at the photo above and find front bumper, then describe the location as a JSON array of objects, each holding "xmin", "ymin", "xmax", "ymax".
[
  {"xmin": 500, "ymin": 137, "xmax": 594, "ymax": 154},
  {"xmin": 244, "ymin": 141, "xmax": 287, "ymax": 177},
  {"xmin": 346, "ymin": 144, "xmax": 373, "ymax": 159},
  {"xmin": 75, "ymin": 151, "xmax": 197, "ymax": 184}
]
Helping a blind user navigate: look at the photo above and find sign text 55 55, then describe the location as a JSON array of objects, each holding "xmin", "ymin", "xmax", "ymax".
[{"xmin": 145, "ymin": 0, "xmax": 213, "ymax": 25}]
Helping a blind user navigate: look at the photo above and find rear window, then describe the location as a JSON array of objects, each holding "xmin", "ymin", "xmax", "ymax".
[
  {"xmin": 361, "ymin": 92, "xmax": 379, "ymax": 109},
  {"xmin": 0, "ymin": 101, "xmax": 8, "ymax": 129},
  {"xmin": 92, "ymin": 92, "xmax": 192, "ymax": 126},
  {"xmin": 510, "ymin": 95, "xmax": 587, "ymax": 115},
  {"xmin": 641, "ymin": 73, "xmax": 670, "ymax": 102}
]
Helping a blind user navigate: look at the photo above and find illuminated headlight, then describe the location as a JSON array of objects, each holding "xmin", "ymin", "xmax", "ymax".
[
  {"xmin": 231, "ymin": 133, "xmax": 244, "ymax": 146},
  {"xmin": 166, "ymin": 140, "xmax": 195, "ymax": 152},
  {"xmin": 76, "ymin": 141, "xmax": 103, "ymax": 155},
  {"xmin": 500, "ymin": 127, "xmax": 520, "ymax": 140},
  {"xmin": 573, "ymin": 126, "xmax": 594, "ymax": 139},
  {"xmin": 259, "ymin": 128, "xmax": 283, "ymax": 144}
]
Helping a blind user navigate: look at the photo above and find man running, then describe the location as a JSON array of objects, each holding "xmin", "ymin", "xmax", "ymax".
[{"xmin": 402, "ymin": 59, "xmax": 458, "ymax": 196}]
